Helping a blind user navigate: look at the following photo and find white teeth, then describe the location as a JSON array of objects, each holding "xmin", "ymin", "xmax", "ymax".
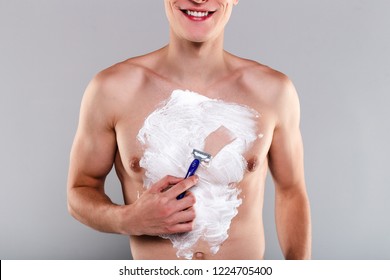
[{"xmin": 186, "ymin": 10, "xmax": 209, "ymax": 17}]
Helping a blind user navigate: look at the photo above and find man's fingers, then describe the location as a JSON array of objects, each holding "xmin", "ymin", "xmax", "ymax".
[
  {"xmin": 175, "ymin": 192, "xmax": 196, "ymax": 211},
  {"xmin": 167, "ymin": 176, "xmax": 198, "ymax": 199},
  {"xmin": 176, "ymin": 207, "xmax": 196, "ymax": 224},
  {"xmin": 149, "ymin": 175, "xmax": 183, "ymax": 193},
  {"xmin": 166, "ymin": 220, "xmax": 194, "ymax": 234}
]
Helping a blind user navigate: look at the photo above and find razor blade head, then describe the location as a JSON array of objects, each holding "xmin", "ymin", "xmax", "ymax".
[{"xmin": 192, "ymin": 149, "xmax": 212, "ymax": 166}]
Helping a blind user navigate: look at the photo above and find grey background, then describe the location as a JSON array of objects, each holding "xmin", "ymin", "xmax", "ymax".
[{"xmin": 1, "ymin": 0, "xmax": 389, "ymax": 259}]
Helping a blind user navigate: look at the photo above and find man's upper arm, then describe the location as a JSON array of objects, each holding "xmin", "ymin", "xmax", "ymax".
[
  {"xmin": 68, "ymin": 74, "xmax": 118, "ymax": 191},
  {"xmin": 268, "ymin": 77, "xmax": 305, "ymax": 190}
]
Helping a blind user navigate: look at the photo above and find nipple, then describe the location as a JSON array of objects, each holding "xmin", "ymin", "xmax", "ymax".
[
  {"xmin": 130, "ymin": 157, "xmax": 142, "ymax": 173},
  {"xmin": 247, "ymin": 157, "xmax": 258, "ymax": 172}
]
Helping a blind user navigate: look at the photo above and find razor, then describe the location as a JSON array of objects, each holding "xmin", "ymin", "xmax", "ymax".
[{"xmin": 176, "ymin": 149, "xmax": 212, "ymax": 199}]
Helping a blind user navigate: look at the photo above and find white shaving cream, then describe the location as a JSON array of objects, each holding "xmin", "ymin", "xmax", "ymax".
[{"xmin": 137, "ymin": 90, "xmax": 260, "ymax": 259}]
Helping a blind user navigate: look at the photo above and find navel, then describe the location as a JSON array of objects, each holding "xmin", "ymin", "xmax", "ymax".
[
  {"xmin": 247, "ymin": 157, "xmax": 259, "ymax": 172},
  {"xmin": 130, "ymin": 157, "xmax": 142, "ymax": 173},
  {"xmin": 194, "ymin": 252, "xmax": 205, "ymax": 260}
]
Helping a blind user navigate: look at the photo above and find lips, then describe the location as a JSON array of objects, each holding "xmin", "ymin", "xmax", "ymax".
[{"xmin": 180, "ymin": 9, "xmax": 216, "ymax": 20}]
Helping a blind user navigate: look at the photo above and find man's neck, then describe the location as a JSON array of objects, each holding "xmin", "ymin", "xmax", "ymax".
[{"xmin": 162, "ymin": 32, "xmax": 229, "ymax": 90}]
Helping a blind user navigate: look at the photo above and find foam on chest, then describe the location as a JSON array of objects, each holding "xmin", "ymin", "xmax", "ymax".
[{"xmin": 137, "ymin": 89, "xmax": 261, "ymax": 259}]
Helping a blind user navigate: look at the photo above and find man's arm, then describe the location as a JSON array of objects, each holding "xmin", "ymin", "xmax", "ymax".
[
  {"xmin": 67, "ymin": 72, "xmax": 197, "ymax": 236},
  {"xmin": 268, "ymin": 77, "xmax": 312, "ymax": 260}
]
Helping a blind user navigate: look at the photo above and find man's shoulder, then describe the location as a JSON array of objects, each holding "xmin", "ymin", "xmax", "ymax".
[
  {"xmin": 94, "ymin": 56, "xmax": 152, "ymax": 91},
  {"xmin": 237, "ymin": 58, "xmax": 290, "ymax": 89},
  {"xmin": 80, "ymin": 56, "xmax": 158, "ymax": 118},
  {"xmin": 83, "ymin": 54, "xmax": 162, "ymax": 111},
  {"xmin": 233, "ymin": 57, "xmax": 295, "ymax": 103},
  {"xmin": 228, "ymin": 56, "xmax": 299, "ymax": 126}
]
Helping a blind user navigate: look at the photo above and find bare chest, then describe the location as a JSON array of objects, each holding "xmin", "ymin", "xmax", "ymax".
[{"xmin": 113, "ymin": 87, "xmax": 275, "ymax": 204}]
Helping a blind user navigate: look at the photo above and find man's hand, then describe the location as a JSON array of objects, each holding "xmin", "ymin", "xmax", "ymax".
[{"xmin": 121, "ymin": 175, "xmax": 198, "ymax": 236}]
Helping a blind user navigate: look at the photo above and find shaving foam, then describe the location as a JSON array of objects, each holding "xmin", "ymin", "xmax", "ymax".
[{"xmin": 137, "ymin": 90, "xmax": 260, "ymax": 259}]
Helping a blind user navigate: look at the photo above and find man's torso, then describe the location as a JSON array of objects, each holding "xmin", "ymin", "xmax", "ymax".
[{"xmin": 101, "ymin": 50, "xmax": 283, "ymax": 259}]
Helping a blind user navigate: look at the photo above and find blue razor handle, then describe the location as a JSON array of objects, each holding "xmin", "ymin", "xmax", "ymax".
[
  {"xmin": 177, "ymin": 158, "xmax": 200, "ymax": 200},
  {"xmin": 184, "ymin": 159, "xmax": 200, "ymax": 179}
]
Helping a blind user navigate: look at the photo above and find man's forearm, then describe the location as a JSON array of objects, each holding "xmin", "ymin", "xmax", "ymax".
[
  {"xmin": 67, "ymin": 186, "xmax": 128, "ymax": 235},
  {"xmin": 275, "ymin": 187, "xmax": 312, "ymax": 260}
]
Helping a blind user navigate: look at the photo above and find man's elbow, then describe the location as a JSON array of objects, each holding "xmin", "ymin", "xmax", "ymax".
[
  {"xmin": 67, "ymin": 200, "xmax": 76, "ymax": 218},
  {"xmin": 285, "ymin": 248, "xmax": 311, "ymax": 260},
  {"xmin": 66, "ymin": 186, "xmax": 78, "ymax": 219}
]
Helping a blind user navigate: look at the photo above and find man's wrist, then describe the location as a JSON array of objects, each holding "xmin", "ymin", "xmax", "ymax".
[{"xmin": 116, "ymin": 204, "xmax": 140, "ymax": 236}]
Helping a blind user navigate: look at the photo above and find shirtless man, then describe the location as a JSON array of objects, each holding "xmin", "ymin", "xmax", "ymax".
[{"xmin": 67, "ymin": 0, "xmax": 311, "ymax": 260}]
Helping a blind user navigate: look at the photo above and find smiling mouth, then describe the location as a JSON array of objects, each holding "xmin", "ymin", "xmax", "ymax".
[{"xmin": 180, "ymin": 9, "xmax": 215, "ymax": 20}]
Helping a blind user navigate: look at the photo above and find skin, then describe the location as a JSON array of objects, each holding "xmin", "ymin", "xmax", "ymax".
[{"xmin": 67, "ymin": 0, "xmax": 311, "ymax": 260}]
